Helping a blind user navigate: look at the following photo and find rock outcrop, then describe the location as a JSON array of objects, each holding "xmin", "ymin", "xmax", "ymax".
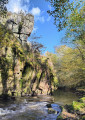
[
  {"xmin": 0, "ymin": 12, "xmax": 34, "ymax": 46},
  {"xmin": 0, "ymin": 12, "xmax": 58, "ymax": 97}
]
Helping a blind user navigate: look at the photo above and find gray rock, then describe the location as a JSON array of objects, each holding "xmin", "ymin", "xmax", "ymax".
[
  {"xmin": 13, "ymin": 24, "xmax": 18, "ymax": 33},
  {"xmin": 7, "ymin": 23, "xmax": 12, "ymax": 30},
  {"xmin": 46, "ymin": 104, "xmax": 52, "ymax": 108},
  {"xmin": 48, "ymin": 108, "xmax": 57, "ymax": 114},
  {"xmin": 20, "ymin": 34, "xmax": 28, "ymax": 41},
  {"xmin": 0, "ymin": 12, "xmax": 34, "ymax": 46}
]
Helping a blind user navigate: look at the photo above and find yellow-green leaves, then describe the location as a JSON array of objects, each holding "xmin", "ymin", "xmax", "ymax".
[{"xmin": 54, "ymin": 45, "xmax": 85, "ymax": 87}]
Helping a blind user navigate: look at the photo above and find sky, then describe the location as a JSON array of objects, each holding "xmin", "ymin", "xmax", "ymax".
[{"xmin": 6, "ymin": 0, "xmax": 66, "ymax": 53}]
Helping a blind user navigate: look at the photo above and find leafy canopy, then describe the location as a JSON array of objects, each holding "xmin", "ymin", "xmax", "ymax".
[{"xmin": 46, "ymin": 0, "xmax": 85, "ymax": 31}]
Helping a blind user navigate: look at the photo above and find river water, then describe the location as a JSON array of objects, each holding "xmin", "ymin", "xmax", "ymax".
[
  {"xmin": 0, "ymin": 90, "xmax": 79, "ymax": 120},
  {"xmin": 53, "ymin": 89, "xmax": 79, "ymax": 105}
]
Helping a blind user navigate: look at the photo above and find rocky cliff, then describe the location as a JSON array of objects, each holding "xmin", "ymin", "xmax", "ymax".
[
  {"xmin": 0, "ymin": 12, "xmax": 34, "ymax": 46},
  {"xmin": 0, "ymin": 12, "xmax": 58, "ymax": 98}
]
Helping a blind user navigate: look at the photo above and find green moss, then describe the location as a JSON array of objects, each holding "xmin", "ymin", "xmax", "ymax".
[
  {"xmin": 24, "ymin": 88, "xmax": 27, "ymax": 93},
  {"xmin": 22, "ymin": 63, "xmax": 32, "ymax": 77},
  {"xmin": 57, "ymin": 115, "xmax": 63, "ymax": 120},
  {"xmin": 80, "ymin": 97, "xmax": 85, "ymax": 103},
  {"xmin": 20, "ymin": 79, "xmax": 23, "ymax": 89},
  {"xmin": 12, "ymin": 40, "xmax": 25, "ymax": 61},
  {"xmin": 37, "ymin": 72, "xmax": 41, "ymax": 79},
  {"xmin": 81, "ymin": 115, "xmax": 85, "ymax": 120},
  {"xmin": 0, "ymin": 23, "xmax": 58, "ymax": 96},
  {"xmin": 53, "ymin": 76, "xmax": 58, "ymax": 87},
  {"xmin": 72, "ymin": 101, "xmax": 85, "ymax": 111}
]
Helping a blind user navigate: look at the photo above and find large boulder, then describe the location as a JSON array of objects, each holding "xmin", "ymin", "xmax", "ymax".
[{"xmin": 0, "ymin": 12, "xmax": 34, "ymax": 46}]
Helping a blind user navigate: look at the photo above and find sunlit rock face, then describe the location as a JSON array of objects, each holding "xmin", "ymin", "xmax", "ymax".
[
  {"xmin": 0, "ymin": 12, "xmax": 34, "ymax": 46},
  {"xmin": 0, "ymin": 13, "xmax": 56, "ymax": 96}
]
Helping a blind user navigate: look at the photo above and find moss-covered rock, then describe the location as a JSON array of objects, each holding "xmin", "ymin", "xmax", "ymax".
[
  {"xmin": 0, "ymin": 12, "xmax": 58, "ymax": 97},
  {"xmin": 80, "ymin": 97, "xmax": 85, "ymax": 103},
  {"xmin": 58, "ymin": 97, "xmax": 85, "ymax": 120},
  {"xmin": 72, "ymin": 101, "xmax": 85, "ymax": 111},
  {"xmin": 57, "ymin": 115, "xmax": 63, "ymax": 120}
]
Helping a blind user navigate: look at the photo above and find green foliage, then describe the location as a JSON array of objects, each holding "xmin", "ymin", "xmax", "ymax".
[
  {"xmin": 45, "ymin": 52, "xmax": 58, "ymax": 68},
  {"xmin": 54, "ymin": 45, "xmax": 85, "ymax": 87},
  {"xmin": 37, "ymin": 72, "xmax": 41, "ymax": 79},
  {"xmin": 53, "ymin": 76, "xmax": 58, "ymax": 87},
  {"xmin": 12, "ymin": 40, "xmax": 25, "ymax": 61},
  {"xmin": 80, "ymin": 97, "xmax": 85, "ymax": 103},
  {"xmin": 81, "ymin": 115, "xmax": 85, "ymax": 120},
  {"xmin": 45, "ymin": 52, "xmax": 59, "ymax": 88},
  {"xmin": 72, "ymin": 101, "xmax": 85, "ymax": 111},
  {"xmin": 0, "ymin": 0, "xmax": 8, "ymax": 16},
  {"xmin": 64, "ymin": 4, "xmax": 85, "ymax": 45},
  {"xmin": 0, "ymin": 57, "xmax": 9, "ymax": 94},
  {"xmin": 0, "ymin": 24, "xmax": 12, "ymax": 47},
  {"xmin": 46, "ymin": 0, "xmax": 85, "ymax": 89},
  {"xmin": 20, "ymin": 79, "xmax": 23, "ymax": 89},
  {"xmin": 57, "ymin": 115, "xmax": 63, "ymax": 120},
  {"xmin": 64, "ymin": 97, "xmax": 85, "ymax": 115},
  {"xmin": 47, "ymin": 0, "xmax": 85, "ymax": 31}
]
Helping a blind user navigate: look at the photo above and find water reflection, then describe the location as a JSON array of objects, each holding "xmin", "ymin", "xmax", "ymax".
[{"xmin": 53, "ymin": 89, "xmax": 79, "ymax": 105}]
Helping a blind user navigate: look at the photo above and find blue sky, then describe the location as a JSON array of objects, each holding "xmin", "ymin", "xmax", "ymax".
[{"xmin": 6, "ymin": 0, "xmax": 65, "ymax": 53}]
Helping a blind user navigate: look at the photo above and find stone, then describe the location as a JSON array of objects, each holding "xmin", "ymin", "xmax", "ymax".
[
  {"xmin": 22, "ymin": 41, "xmax": 27, "ymax": 47},
  {"xmin": 14, "ymin": 33, "xmax": 19, "ymax": 38},
  {"xmin": 29, "ymin": 22, "xmax": 34, "ymax": 29},
  {"xmin": 20, "ymin": 34, "xmax": 28, "ymax": 41},
  {"xmin": 48, "ymin": 108, "xmax": 57, "ymax": 114},
  {"xmin": 0, "ymin": 12, "xmax": 34, "ymax": 46},
  {"xmin": 46, "ymin": 104, "xmax": 52, "ymax": 108},
  {"xmin": 13, "ymin": 24, "xmax": 18, "ymax": 33},
  {"xmin": 7, "ymin": 23, "xmax": 12, "ymax": 30},
  {"xmin": 29, "ymin": 15, "xmax": 34, "ymax": 22},
  {"xmin": 21, "ymin": 26, "xmax": 29, "ymax": 35},
  {"xmin": 23, "ymin": 19, "xmax": 29, "ymax": 27}
]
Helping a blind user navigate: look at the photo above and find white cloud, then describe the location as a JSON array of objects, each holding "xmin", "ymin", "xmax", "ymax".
[
  {"xmin": 30, "ymin": 7, "xmax": 45, "ymax": 23},
  {"xmin": 6, "ymin": 0, "xmax": 45, "ymax": 23},
  {"xmin": 30, "ymin": 7, "xmax": 41, "ymax": 16},
  {"xmin": 35, "ymin": 16, "xmax": 45, "ymax": 23},
  {"xmin": 6, "ymin": 0, "xmax": 30, "ymax": 13}
]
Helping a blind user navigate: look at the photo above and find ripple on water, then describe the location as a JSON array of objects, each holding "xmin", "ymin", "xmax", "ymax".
[{"xmin": 0, "ymin": 99, "xmax": 61, "ymax": 120}]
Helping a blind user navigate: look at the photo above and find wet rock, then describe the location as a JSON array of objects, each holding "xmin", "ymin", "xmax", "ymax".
[
  {"xmin": 10, "ymin": 107, "xmax": 16, "ymax": 111},
  {"xmin": 46, "ymin": 104, "xmax": 52, "ymax": 108},
  {"xmin": 48, "ymin": 108, "xmax": 57, "ymax": 114},
  {"xmin": 31, "ymin": 91, "xmax": 37, "ymax": 97}
]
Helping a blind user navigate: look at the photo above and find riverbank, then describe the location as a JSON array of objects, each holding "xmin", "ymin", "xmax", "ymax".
[
  {"xmin": 0, "ymin": 89, "xmax": 84, "ymax": 120},
  {"xmin": 57, "ymin": 96, "xmax": 85, "ymax": 120}
]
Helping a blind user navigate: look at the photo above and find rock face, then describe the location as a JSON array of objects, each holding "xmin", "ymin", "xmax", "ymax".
[
  {"xmin": 0, "ymin": 12, "xmax": 58, "ymax": 97},
  {"xmin": 0, "ymin": 12, "xmax": 34, "ymax": 46}
]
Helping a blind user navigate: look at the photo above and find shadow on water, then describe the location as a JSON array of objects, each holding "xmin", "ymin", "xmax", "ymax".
[{"xmin": 53, "ymin": 89, "xmax": 80, "ymax": 105}]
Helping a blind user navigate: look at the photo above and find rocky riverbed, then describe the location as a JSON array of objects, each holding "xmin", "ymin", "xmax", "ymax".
[{"xmin": 0, "ymin": 95, "xmax": 61, "ymax": 120}]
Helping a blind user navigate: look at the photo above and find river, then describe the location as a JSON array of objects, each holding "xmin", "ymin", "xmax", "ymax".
[{"xmin": 0, "ymin": 90, "xmax": 79, "ymax": 120}]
